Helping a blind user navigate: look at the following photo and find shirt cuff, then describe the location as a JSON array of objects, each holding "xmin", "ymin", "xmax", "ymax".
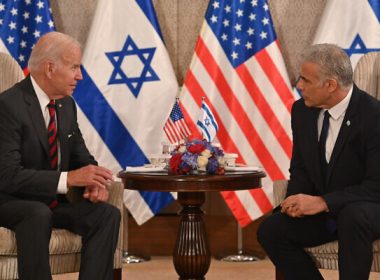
[{"xmin": 57, "ymin": 172, "xmax": 68, "ymax": 194}]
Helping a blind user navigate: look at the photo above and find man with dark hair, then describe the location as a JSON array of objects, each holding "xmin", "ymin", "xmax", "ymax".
[
  {"xmin": 0, "ymin": 32, "xmax": 120, "ymax": 280},
  {"xmin": 258, "ymin": 44, "xmax": 380, "ymax": 280}
]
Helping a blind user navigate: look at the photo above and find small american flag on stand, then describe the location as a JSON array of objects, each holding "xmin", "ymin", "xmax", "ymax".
[
  {"xmin": 164, "ymin": 98, "xmax": 191, "ymax": 144},
  {"xmin": 0, "ymin": 0, "xmax": 55, "ymax": 74}
]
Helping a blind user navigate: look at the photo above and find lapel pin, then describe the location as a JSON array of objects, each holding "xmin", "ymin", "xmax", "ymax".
[
  {"xmin": 346, "ymin": 120, "xmax": 350, "ymax": 126},
  {"xmin": 68, "ymin": 134, "xmax": 73, "ymax": 138},
  {"xmin": 58, "ymin": 103, "xmax": 62, "ymax": 108}
]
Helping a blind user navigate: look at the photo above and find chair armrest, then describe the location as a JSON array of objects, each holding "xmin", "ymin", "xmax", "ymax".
[
  {"xmin": 273, "ymin": 180, "xmax": 288, "ymax": 207},
  {"xmin": 107, "ymin": 181, "xmax": 124, "ymax": 209},
  {"xmin": 107, "ymin": 181, "xmax": 124, "ymax": 269},
  {"xmin": 56, "ymin": 182, "xmax": 124, "ymax": 269}
]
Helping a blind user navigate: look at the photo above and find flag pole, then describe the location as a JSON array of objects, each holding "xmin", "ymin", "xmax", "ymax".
[
  {"xmin": 122, "ymin": 209, "xmax": 151, "ymax": 263},
  {"xmin": 220, "ymin": 222, "xmax": 259, "ymax": 262}
]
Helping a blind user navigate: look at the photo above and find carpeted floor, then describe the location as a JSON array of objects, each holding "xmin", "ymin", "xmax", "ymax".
[{"xmin": 53, "ymin": 257, "xmax": 380, "ymax": 280}]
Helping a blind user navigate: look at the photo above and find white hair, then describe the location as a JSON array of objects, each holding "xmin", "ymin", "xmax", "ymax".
[
  {"xmin": 300, "ymin": 43, "xmax": 353, "ymax": 90},
  {"xmin": 28, "ymin": 31, "xmax": 81, "ymax": 73}
]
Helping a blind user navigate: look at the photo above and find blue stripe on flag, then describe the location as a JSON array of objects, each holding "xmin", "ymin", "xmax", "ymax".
[
  {"xmin": 73, "ymin": 67, "xmax": 148, "ymax": 168},
  {"xmin": 136, "ymin": 0, "xmax": 164, "ymax": 42},
  {"xmin": 74, "ymin": 67, "xmax": 174, "ymax": 215},
  {"xmin": 202, "ymin": 103, "xmax": 218, "ymax": 130},
  {"xmin": 368, "ymin": 0, "xmax": 380, "ymax": 23},
  {"xmin": 197, "ymin": 120, "xmax": 211, "ymax": 142},
  {"xmin": 140, "ymin": 191, "xmax": 175, "ymax": 214}
]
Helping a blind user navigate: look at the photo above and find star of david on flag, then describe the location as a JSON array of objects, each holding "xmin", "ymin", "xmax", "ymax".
[
  {"xmin": 0, "ymin": 0, "xmax": 55, "ymax": 74},
  {"xmin": 313, "ymin": 0, "xmax": 380, "ymax": 67},
  {"xmin": 106, "ymin": 35, "xmax": 159, "ymax": 98},
  {"xmin": 180, "ymin": 0, "xmax": 295, "ymax": 227},
  {"xmin": 197, "ymin": 99, "xmax": 218, "ymax": 142},
  {"xmin": 73, "ymin": 0, "xmax": 178, "ymax": 225}
]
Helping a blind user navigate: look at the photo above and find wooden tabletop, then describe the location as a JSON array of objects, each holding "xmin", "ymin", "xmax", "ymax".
[{"xmin": 118, "ymin": 170, "xmax": 266, "ymax": 192}]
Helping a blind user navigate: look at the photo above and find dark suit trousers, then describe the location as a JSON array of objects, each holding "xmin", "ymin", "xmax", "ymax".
[
  {"xmin": 0, "ymin": 198, "xmax": 121, "ymax": 280},
  {"xmin": 257, "ymin": 202, "xmax": 380, "ymax": 280}
]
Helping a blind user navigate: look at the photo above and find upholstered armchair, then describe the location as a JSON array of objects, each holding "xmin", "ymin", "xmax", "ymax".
[
  {"xmin": 273, "ymin": 51, "xmax": 380, "ymax": 280},
  {"xmin": 0, "ymin": 52, "xmax": 124, "ymax": 279},
  {"xmin": 352, "ymin": 51, "xmax": 380, "ymax": 99},
  {"xmin": 273, "ymin": 180, "xmax": 380, "ymax": 280},
  {"xmin": 0, "ymin": 52, "xmax": 25, "ymax": 93}
]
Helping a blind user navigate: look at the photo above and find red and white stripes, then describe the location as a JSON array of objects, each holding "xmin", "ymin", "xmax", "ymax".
[{"xmin": 180, "ymin": 24, "xmax": 296, "ymax": 227}]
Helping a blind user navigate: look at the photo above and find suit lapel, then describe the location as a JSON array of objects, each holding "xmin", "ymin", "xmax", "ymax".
[
  {"xmin": 326, "ymin": 86, "xmax": 360, "ymax": 184},
  {"xmin": 23, "ymin": 77, "xmax": 49, "ymax": 156},
  {"xmin": 308, "ymin": 108, "xmax": 325, "ymax": 192}
]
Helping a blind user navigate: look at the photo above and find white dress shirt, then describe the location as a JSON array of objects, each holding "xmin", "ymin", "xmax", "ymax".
[
  {"xmin": 318, "ymin": 86, "xmax": 353, "ymax": 163},
  {"xmin": 30, "ymin": 75, "xmax": 68, "ymax": 194}
]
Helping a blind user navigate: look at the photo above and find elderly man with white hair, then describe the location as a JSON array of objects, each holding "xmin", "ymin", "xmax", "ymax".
[{"xmin": 0, "ymin": 32, "xmax": 120, "ymax": 280}]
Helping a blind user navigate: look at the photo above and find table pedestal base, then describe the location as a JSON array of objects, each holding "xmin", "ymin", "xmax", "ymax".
[
  {"xmin": 119, "ymin": 171, "xmax": 265, "ymax": 279},
  {"xmin": 173, "ymin": 192, "xmax": 211, "ymax": 280}
]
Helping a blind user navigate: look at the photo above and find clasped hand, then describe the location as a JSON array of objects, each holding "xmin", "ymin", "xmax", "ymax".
[
  {"xmin": 280, "ymin": 194, "xmax": 329, "ymax": 218},
  {"xmin": 67, "ymin": 165, "xmax": 114, "ymax": 203}
]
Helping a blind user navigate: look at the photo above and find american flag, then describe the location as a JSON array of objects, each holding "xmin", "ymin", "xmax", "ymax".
[
  {"xmin": 164, "ymin": 99, "xmax": 191, "ymax": 144},
  {"xmin": 180, "ymin": 0, "xmax": 296, "ymax": 226},
  {"xmin": 0, "ymin": 0, "xmax": 55, "ymax": 74}
]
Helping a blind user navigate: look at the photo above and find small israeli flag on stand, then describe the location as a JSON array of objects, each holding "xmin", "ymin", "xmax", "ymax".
[{"xmin": 197, "ymin": 98, "xmax": 219, "ymax": 142}]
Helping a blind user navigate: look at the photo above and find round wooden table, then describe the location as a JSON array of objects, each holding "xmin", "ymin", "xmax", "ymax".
[{"xmin": 118, "ymin": 171, "xmax": 266, "ymax": 280}]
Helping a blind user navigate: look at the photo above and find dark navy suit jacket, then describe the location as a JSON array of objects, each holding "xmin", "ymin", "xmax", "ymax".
[
  {"xmin": 0, "ymin": 76, "xmax": 96, "ymax": 205},
  {"xmin": 287, "ymin": 84, "xmax": 380, "ymax": 216}
]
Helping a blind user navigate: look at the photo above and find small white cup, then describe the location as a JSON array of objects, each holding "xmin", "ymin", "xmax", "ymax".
[
  {"xmin": 223, "ymin": 153, "xmax": 238, "ymax": 167},
  {"xmin": 148, "ymin": 154, "xmax": 171, "ymax": 167},
  {"xmin": 161, "ymin": 142, "xmax": 177, "ymax": 154}
]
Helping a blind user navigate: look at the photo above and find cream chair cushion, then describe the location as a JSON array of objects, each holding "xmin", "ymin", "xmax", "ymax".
[
  {"xmin": 0, "ymin": 52, "xmax": 24, "ymax": 93},
  {"xmin": 353, "ymin": 52, "xmax": 380, "ymax": 99}
]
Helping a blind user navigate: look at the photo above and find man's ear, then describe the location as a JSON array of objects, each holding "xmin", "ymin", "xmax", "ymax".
[
  {"xmin": 44, "ymin": 61, "xmax": 54, "ymax": 79},
  {"xmin": 326, "ymin": 78, "xmax": 338, "ymax": 92}
]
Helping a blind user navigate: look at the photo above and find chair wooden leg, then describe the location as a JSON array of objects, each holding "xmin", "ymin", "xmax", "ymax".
[
  {"xmin": 113, "ymin": 268, "xmax": 122, "ymax": 280},
  {"xmin": 275, "ymin": 267, "xmax": 285, "ymax": 280}
]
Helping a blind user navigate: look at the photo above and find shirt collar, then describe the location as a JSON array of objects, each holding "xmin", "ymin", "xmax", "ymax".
[
  {"xmin": 30, "ymin": 75, "xmax": 51, "ymax": 109},
  {"xmin": 326, "ymin": 85, "xmax": 353, "ymax": 121}
]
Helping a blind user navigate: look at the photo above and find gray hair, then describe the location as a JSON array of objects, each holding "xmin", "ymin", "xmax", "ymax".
[
  {"xmin": 28, "ymin": 31, "xmax": 81, "ymax": 73},
  {"xmin": 300, "ymin": 43, "xmax": 353, "ymax": 90}
]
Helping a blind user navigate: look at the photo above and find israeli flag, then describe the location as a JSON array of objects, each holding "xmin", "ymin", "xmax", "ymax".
[
  {"xmin": 313, "ymin": 0, "xmax": 380, "ymax": 67},
  {"xmin": 197, "ymin": 100, "xmax": 219, "ymax": 142},
  {"xmin": 73, "ymin": 0, "xmax": 178, "ymax": 225}
]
